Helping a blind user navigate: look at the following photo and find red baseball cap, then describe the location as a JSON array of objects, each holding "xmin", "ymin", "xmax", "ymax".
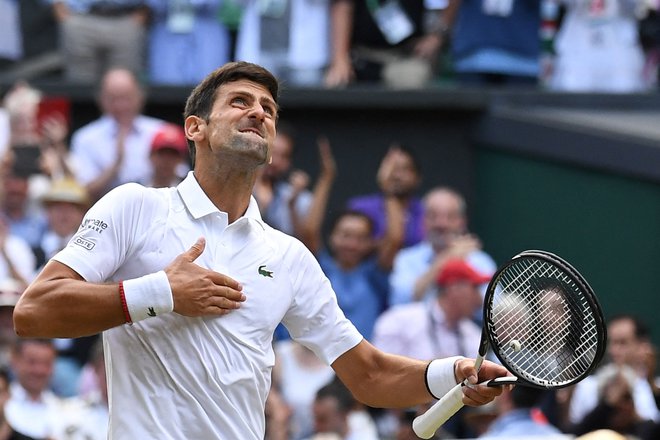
[
  {"xmin": 437, "ymin": 259, "xmax": 492, "ymax": 286},
  {"xmin": 151, "ymin": 123, "xmax": 188, "ymax": 157}
]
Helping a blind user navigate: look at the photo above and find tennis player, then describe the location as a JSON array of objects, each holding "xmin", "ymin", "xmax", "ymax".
[{"xmin": 14, "ymin": 61, "xmax": 508, "ymax": 439}]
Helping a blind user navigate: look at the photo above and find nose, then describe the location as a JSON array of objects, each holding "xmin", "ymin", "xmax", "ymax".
[{"xmin": 248, "ymin": 104, "xmax": 267, "ymax": 121}]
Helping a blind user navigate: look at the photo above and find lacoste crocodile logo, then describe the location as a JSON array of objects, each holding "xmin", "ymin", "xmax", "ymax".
[
  {"xmin": 147, "ymin": 307, "xmax": 157, "ymax": 317},
  {"xmin": 258, "ymin": 265, "xmax": 273, "ymax": 278}
]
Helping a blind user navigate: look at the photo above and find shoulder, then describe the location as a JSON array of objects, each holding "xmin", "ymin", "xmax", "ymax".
[
  {"xmin": 71, "ymin": 118, "xmax": 107, "ymax": 139},
  {"xmin": 395, "ymin": 241, "xmax": 431, "ymax": 261},
  {"xmin": 93, "ymin": 183, "xmax": 172, "ymax": 218},
  {"xmin": 136, "ymin": 115, "xmax": 167, "ymax": 131}
]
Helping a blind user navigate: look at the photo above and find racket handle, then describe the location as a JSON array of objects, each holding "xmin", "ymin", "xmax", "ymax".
[{"xmin": 412, "ymin": 383, "xmax": 465, "ymax": 439}]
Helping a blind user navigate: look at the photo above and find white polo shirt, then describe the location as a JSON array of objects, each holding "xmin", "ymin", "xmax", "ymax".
[{"xmin": 53, "ymin": 172, "xmax": 363, "ymax": 440}]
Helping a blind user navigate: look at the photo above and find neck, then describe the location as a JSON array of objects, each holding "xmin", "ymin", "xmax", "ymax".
[
  {"xmin": 151, "ymin": 174, "xmax": 176, "ymax": 189},
  {"xmin": 193, "ymin": 167, "xmax": 256, "ymax": 224}
]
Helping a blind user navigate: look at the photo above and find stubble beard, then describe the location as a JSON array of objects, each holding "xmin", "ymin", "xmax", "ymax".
[{"xmin": 225, "ymin": 134, "xmax": 269, "ymax": 166}]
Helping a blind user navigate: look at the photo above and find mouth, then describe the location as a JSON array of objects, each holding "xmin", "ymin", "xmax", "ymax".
[{"xmin": 238, "ymin": 127, "xmax": 264, "ymax": 139}]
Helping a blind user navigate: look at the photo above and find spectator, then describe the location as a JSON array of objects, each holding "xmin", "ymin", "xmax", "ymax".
[
  {"xmin": 5, "ymin": 338, "xmax": 60, "ymax": 439},
  {"xmin": 0, "ymin": 206, "xmax": 36, "ymax": 290},
  {"xmin": 51, "ymin": 1, "xmax": 150, "ymax": 84},
  {"xmin": 479, "ymin": 386, "xmax": 563, "ymax": 437},
  {"xmin": 302, "ymin": 139, "xmax": 404, "ymax": 340},
  {"xmin": 0, "ymin": 279, "xmax": 22, "ymax": 370},
  {"xmin": 442, "ymin": 0, "xmax": 541, "ymax": 87},
  {"xmin": 347, "ymin": 144, "xmax": 423, "ymax": 249},
  {"xmin": 550, "ymin": 0, "xmax": 648, "ymax": 92},
  {"xmin": 325, "ymin": 0, "xmax": 446, "ymax": 88},
  {"xmin": 571, "ymin": 364, "xmax": 658, "ymax": 440},
  {"xmin": 1, "ymin": 166, "xmax": 47, "ymax": 256},
  {"xmin": 50, "ymin": 338, "xmax": 108, "ymax": 440},
  {"xmin": 305, "ymin": 377, "xmax": 379, "ymax": 440},
  {"xmin": 146, "ymin": 0, "xmax": 231, "ymax": 86},
  {"xmin": 253, "ymin": 121, "xmax": 313, "ymax": 238},
  {"xmin": 265, "ymin": 385, "xmax": 293, "ymax": 440},
  {"xmin": 1, "ymin": 80, "xmax": 72, "ymax": 217},
  {"xmin": 0, "ymin": 0, "xmax": 59, "ymax": 80},
  {"xmin": 143, "ymin": 123, "xmax": 189, "ymax": 188},
  {"xmin": 373, "ymin": 258, "xmax": 488, "ymax": 362},
  {"xmin": 235, "ymin": 0, "xmax": 332, "ymax": 87},
  {"xmin": 272, "ymin": 340, "xmax": 335, "ymax": 440},
  {"xmin": 389, "ymin": 186, "xmax": 496, "ymax": 306},
  {"xmin": 0, "ymin": 368, "xmax": 18, "ymax": 440},
  {"xmin": 37, "ymin": 177, "xmax": 90, "ymax": 265},
  {"xmin": 0, "ymin": 0, "xmax": 24, "ymax": 71},
  {"xmin": 69, "ymin": 67, "xmax": 165, "ymax": 201},
  {"xmin": 1, "ymin": 81, "xmax": 73, "ymax": 182},
  {"xmin": 568, "ymin": 314, "xmax": 660, "ymax": 427}
]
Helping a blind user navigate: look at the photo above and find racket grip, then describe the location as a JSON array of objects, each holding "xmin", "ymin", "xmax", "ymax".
[{"xmin": 412, "ymin": 383, "xmax": 465, "ymax": 439}]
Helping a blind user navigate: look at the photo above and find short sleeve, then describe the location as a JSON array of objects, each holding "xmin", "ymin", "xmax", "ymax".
[
  {"xmin": 53, "ymin": 183, "xmax": 146, "ymax": 283},
  {"xmin": 281, "ymin": 241, "xmax": 363, "ymax": 365}
]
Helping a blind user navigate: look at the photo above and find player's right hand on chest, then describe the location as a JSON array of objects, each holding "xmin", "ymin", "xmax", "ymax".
[{"xmin": 165, "ymin": 237, "xmax": 246, "ymax": 317}]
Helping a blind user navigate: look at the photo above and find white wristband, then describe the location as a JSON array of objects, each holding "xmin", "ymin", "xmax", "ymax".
[
  {"xmin": 425, "ymin": 356, "xmax": 464, "ymax": 400},
  {"xmin": 122, "ymin": 271, "xmax": 174, "ymax": 323}
]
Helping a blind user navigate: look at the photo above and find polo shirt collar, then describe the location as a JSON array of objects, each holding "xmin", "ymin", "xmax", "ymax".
[{"xmin": 177, "ymin": 172, "xmax": 266, "ymax": 227}]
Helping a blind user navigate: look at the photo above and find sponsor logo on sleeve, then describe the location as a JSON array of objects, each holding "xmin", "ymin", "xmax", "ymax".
[
  {"xmin": 73, "ymin": 237, "xmax": 95, "ymax": 250},
  {"xmin": 80, "ymin": 218, "xmax": 109, "ymax": 233}
]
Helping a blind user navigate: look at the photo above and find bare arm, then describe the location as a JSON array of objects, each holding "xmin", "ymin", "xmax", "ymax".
[
  {"xmin": 324, "ymin": 0, "xmax": 355, "ymax": 88},
  {"xmin": 412, "ymin": 234, "xmax": 481, "ymax": 301},
  {"xmin": 299, "ymin": 137, "xmax": 336, "ymax": 254},
  {"xmin": 375, "ymin": 147, "xmax": 407, "ymax": 271},
  {"xmin": 332, "ymin": 339, "xmax": 507, "ymax": 408},
  {"xmin": 376, "ymin": 196, "xmax": 405, "ymax": 271},
  {"xmin": 13, "ymin": 238, "xmax": 245, "ymax": 338},
  {"xmin": 287, "ymin": 170, "xmax": 311, "ymax": 240},
  {"xmin": 85, "ymin": 129, "xmax": 126, "ymax": 201}
]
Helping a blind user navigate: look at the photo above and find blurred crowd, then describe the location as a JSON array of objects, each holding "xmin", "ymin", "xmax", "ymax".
[
  {"xmin": 0, "ymin": 68, "xmax": 658, "ymax": 440},
  {"xmin": 3, "ymin": 0, "xmax": 660, "ymax": 91},
  {"xmin": 0, "ymin": 1, "xmax": 660, "ymax": 440}
]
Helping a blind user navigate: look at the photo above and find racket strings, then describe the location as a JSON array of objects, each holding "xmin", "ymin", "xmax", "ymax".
[{"xmin": 489, "ymin": 258, "xmax": 601, "ymax": 387}]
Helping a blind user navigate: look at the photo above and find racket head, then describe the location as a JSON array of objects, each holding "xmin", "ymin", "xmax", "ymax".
[{"xmin": 482, "ymin": 250, "xmax": 607, "ymax": 389}]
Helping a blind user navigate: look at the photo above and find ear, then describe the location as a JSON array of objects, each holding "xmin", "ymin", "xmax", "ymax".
[{"xmin": 185, "ymin": 115, "xmax": 206, "ymax": 142}]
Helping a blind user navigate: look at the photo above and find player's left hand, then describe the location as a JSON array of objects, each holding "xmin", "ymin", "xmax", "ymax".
[{"xmin": 454, "ymin": 359, "xmax": 509, "ymax": 406}]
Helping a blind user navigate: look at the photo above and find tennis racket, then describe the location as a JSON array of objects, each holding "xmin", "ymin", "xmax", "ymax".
[{"xmin": 413, "ymin": 249, "xmax": 607, "ymax": 439}]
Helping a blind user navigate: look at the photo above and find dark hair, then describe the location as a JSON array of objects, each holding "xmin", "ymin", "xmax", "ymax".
[
  {"xmin": 329, "ymin": 209, "xmax": 375, "ymax": 235},
  {"xmin": 12, "ymin": 337, "xmax": 55, "ymax": 355},
  {"xmin": 315, "ymin": 376, "xmax": 355, "ymax": 414},
  {"xmin": 388, "ymin": 143, "xmax": 422, "ymax": 176},
  {"xmin": 608, "ymin": 313, "xmax": 650, "ymax": 341},
  {"xmin": 510, "ymin": 386, "xmax": 548, "ymax": 408},
  {"xmin": 183, "ymin": 62, "xmax": 279, "ymax": 166}
]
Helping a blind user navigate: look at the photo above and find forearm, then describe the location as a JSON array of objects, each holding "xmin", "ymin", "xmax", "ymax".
[
  {"xmin": 85, "ymin": 162, "xmax": 120, "ymax": 201},
  {"xmin": 377, "ymin": 196, "xmax": 405, "ymax": 271},
  {"xmin": 412, "ymin": 265, "xmax": 440, "ymax": 301},
  {"xmin": 13, "ymin": 263, "xmax": 126, "ymax": 338},
  {"xmin": 333, "ymin": 340, "xmax": 457, "ymax": 408},
  {"xmin": 300, "ymin": 175, "xmax": 333, "ymax": 254},
  {"xmin": 329, "ymin": 0, "xmax": 353, "ymax": 64},
  {"xmin": 339, "ymin": 355, "xmax": 433, "ymax": 407}
]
